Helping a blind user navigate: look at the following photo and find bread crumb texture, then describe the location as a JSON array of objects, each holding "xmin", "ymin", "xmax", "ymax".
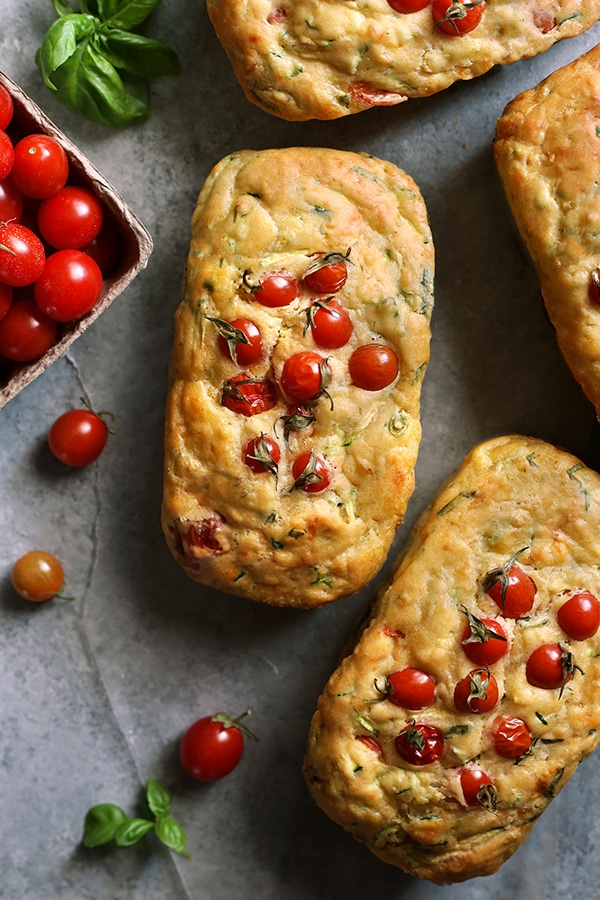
[
  {"xmin": 162, "ymin": 148, "xmax": 434, "ymax": 607},
  {"xmin": 304, "ymin": 435, "xmax": 600, "ymax": 882},
  {"xmin": 207, "ymin": 0, "xmax": 600, "ymax": 120}
]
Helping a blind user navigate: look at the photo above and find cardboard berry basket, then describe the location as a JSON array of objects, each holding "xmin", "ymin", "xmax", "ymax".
[{"xmin": 0, "ymin": 70, "xmax": 153, "ymax": 410}]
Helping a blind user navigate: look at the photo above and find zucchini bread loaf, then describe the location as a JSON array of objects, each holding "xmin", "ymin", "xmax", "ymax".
[
  {"xmin": 494, "ymin": 43, "xmax": 600, "ymax": 419},
  {"xmin": 304, "ymin": 435, "xmax": 600, "ymax": 882},
  {"xmin": 206, "ymin": 0, "xmax": 600, "ymax": 121},
  {"xmin": 162, "ymin": 147, "xmax": 434, "ymax": 607}
]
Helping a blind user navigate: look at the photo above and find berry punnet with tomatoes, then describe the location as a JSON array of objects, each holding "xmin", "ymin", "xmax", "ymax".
[
  {"xmin": 206, "ymin": 0, "xmax": 600, "ymax": 122},
  {"xmin": 304, "ymin": 435, "xmax": 600, "ymax": 884},
  {"xmin": 162, "ymin": 147, "xmax": 434, "ymax": 608}
]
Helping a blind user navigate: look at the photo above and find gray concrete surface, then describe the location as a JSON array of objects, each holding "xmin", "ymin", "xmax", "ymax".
[{"xmin": 2, "ymin": 4, "xmax": 600, "ymax": 899}]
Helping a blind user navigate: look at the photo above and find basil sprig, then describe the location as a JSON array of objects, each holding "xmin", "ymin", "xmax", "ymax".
[
  {"xmin": 36, "ymin": 0, "xmax": 181, "ymax": 127},
  {"xmin": 82, "ymin": 779, "xmax": 190, "ymax": 857}
]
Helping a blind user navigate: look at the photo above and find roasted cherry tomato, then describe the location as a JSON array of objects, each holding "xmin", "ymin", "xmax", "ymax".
[
  {"xmin": 355, "ymin": 734, "xmax": 384, "ymax": 756},
  {"xmin": 34, "ymin": 249, "xmax": 103, "ymax": 322},
  {"xmin": 211, "ymin": 316, "xmax": 263, "ymax": 366},
  {"xmin": 181, "ymin": 514, "xmax": 226, "ymax": 555},
  {"xmin": 180, "ymin": 711, "xmax": 255, "ymax": 781},
  {"xmin": 0, "ymin": 175, "xmax": 23, "ymax": 222},
  {"xmin": 221, "ymin": 373, "xmax": 278, "ymax": 416},
  {"xmin": 0, "ymin": 221, "xmax": 45, "ymax": 287},
  {"xmin": 0, "ymin": 84, "xmax": 14, "ymax": 131},
  {"xmin": 526, "ymin": 643, "xmax": 582, "ymax": 693},
  {"xmin": 454, "ymin": 667, "xmax": 499, "ymax": 714},
  {"xmin": 492, "ymin": 715, "xmax": 532, "ymax": 759},
  {"xmin": 432, "ymin": 0, "xmax": 485, "ymax": 34},
  {"xmin": 0, "ymin": 296, "xmax": 56, "ymax": 361},
  {"xmin": 349, "ymin": 343, "xmax": 398, "ymax": 390},
  {"xmin": 252, "ymin": 271, "xmax": 301, "ymax": 308},
  {"xmin": 557, "ymin": 591, "xmax": 600, "ymax": 641},
  {"xmin": 306, "ymin": 298, "xmax": 353, "ymax": 349},
  {"xmin": 11, "ymin": 133, "xmax": 69, "ymax": 199},
  {"xmin": 0, "ymin": 129, "xmax": 14, "ymax": 182},
  {"xmin": 395, "ymin": 721, "xmax": 445, "ymax": 766},
  {"xmin": 459, "ymin": 768, "xmax": 497, "ymax": 810},
  {"xmin": 0, "ymin": 281, "xmax": 11, "ymax": 320},
  {"xmin": 242, "ymin": 433, "xmax": 280, "ymax": 476},
  {"xmin": 11, "ymin": 550, "xmax": 65, "ymax": 602},
  {"xmin": 48, "ymin": 408, "xmax": 109, "ymax": 467},
  {"xmin": 81, "ymin": 222, "xmax": 121, "ymax": 277},
  {"xmin": 387, "ymin": 0, "xmax": 430, "ymax": 10},
  {"xmin": 291, "ymin": 450, "xmax": 331, "ymax": 493},
  {"xmin": 461, "ymin": 611, "xmax": 508, "ymax": 666},
  {"xmin": 37, "ymin": 185, "xmax": 103, "ymax": 249},
  {"xmin": 281, "ymin": 350, "xmax": 331, "ymax": 404},
  {"xmin": 383, "ymin": 668, "xmax": 436, "ymax": 710},
  {"xmin": 303, "ymin": 251, "xmax": 351, "ymax": 294},
  {"xmin": 483, "ymin": 550, "xmax": 537, "ymax": 618}
]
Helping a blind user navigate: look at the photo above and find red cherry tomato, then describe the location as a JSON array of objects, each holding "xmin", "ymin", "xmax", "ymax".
[
  {"xmin": 180, "ymin": 711, "xmax": 253, "ymax": 781},
  {"xmin": 11, "ymin": 133, "xmax": 69, "ymax": 199},
  {"xmin": 557, "ymin": 591, "xmax": 600, "ymax": 641},
  {"xmin": 589, "ymin": 270, "xmax": 600, "ymax": 305},
  {"xmin": 11, "ymin": 550, "xmax": 64, "ymax": 602},
  {"xmin": 0, "ymin": 221, "xmax": 45, "ymax": 286},
  {"xmin": 461, "ymin": 614, "xmax": 508, "ymax": 666},
  {"xmin": 0, "ymin": 282, "xmax": 11, "ymax": 320},
  {"xmin": 432, "ymin": 0, "xmax": 485, "ymax": 34},
  {"xmin": 214, "ymin": 317, "xmax": 263, "ymax": 366},
  {"xmin": 0, "ymin": 175, "xmax": 24, "ymax": 222},
  {"xmin": 349, "ymin": 343, "xmax": 399, "ymax": 390},
  {"xmin": 395, "ymin": 721, "xmax": 445, "ymax": 766},
  {"xmin": 385, "ymin": 668, "xmax": 436, "ymax": 710},
  {"xmin": 48, "ymin": 409, "xmax": 109, "ymax": 467},
  {"xmin": 526, "ymin": 643, "xmax": 582, "ymax": 692},
  {"xmin": 454, "ymin": 668, "xmax": 499, "ymax": 714},
  {"xmin": 355, "ymin": 734, "xmax": 384, "ymax": 756},
  {"xmin": 303, "ymin": 252, "xmax": 350, "ymax": 294},
  {"xmin": 253, "ymin": 272, "xmax": 301, "ymax": 308},
  {"xmin": 81, "ymin": 223, "xmax": 122, "ymax": 277},
  {"xmin": 492, "ymin": 715, "xmax": 532, "ymax": 759},
  {"xmin": 181, "ymin": 514, "xmax": 226, "ymax": 555},
  {"xmin": 291, "ymin": 450, "xmax": 330, "ymax": 492},
  {"xmin": 459, "ymin": 768, "xmax": 497, "ymax": 809},
  {"xmin": 37, "ymin": 185, "xmax": 103, "ymax": 249},
  {"xmin": 483, "ymin": 555, "xmax": 537, "ymax": 618},
  {"xmin": 0, "ymin": 296, "xmax": 56, "ymax": 361},
  {"xmin": 242, "ymin": 433, "xmax": 280, "ymax": 476},
  {"xmin": 221, "ymin": 373, "xmax": 278, "ymax": 416},
  {"xmin": 0, "ymin": 84, "xmax": 14, "ymax": 131},
  {"xmin": 0, "ymin": 129, "xmax": 14, "ymax": 182},
  {"xmin": 307, "ymin": 298, "xmax": 353, "ymax": 349},
  {"xmin": 281, "ymin": 350, "xmax": 330, "ymax": 403},
  {"xmin": 387, "ymin": 0, "xmax": 430, "ymax": 10},
  {"xmin": 34, "ymin": 250, "xmax": 103, "ymax": 322}
]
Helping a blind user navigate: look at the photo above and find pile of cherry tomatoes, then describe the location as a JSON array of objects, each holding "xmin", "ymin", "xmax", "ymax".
[{"xmin": 0, "ymin": 82, "xmax": 120, "ymax": 365}]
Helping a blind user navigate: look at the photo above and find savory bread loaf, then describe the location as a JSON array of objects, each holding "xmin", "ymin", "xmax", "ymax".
[
  {"xmin": 494, "ymin": 43, "xmax": 600, "ymax": 420},
  {"xmin": 206, "ymin": 0, "xmax": 600, "ymax": 121},
  {"xmin": 162, "ymin": 148, "xmax": 434, "ymax": 607},
  {"xmin": 304, "ymin": 435, "xmax": 600, "ymax": 882}
]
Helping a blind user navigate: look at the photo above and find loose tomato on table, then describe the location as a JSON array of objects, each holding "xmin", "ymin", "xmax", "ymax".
[
  {"xmin": 0, "ymin": 221, "xmax": 46, "ymax": 286},
  {"xmin": 454, "ymin": 667, "xmax": 498, "ymax": 713},
  {"xmin": 291, "ymin": 450, "xmax": 331, "ymax": 493},
  {"xmin": 281, "ymin": 350, "xmax": 332, "ymax": 404},
  {"xmin": 11, "ymin": 550, "xmax": 65, "ymax": 602},
  {"xmin": 395, "ymin": 721, "xmax": 445, "ymax": 766},
  {"xmin": 305, "ymin": 298, "xmax": 353, "ymax": 349},
  {"xmin": 432, "ymin": 0, "xmax": 485, "ymax": 35},
  {"xmin": 49, "ymin": 408, "xmax": 110, "ymax": 467},
  {"xmin": 303, "ymin": 250, "xmax": 351, "ymax": 294},
  {"xmin": 180, "ymin": 711, "xmax": 256, "ymax": 781},
  {"xmin": 380, "ymin": 667, "xmax": 437, "ymax": 710},
  {"xmin": 37, "ymin": 185, "xmax": 103, "ymax": 249},
  {"xmin": 11, "ymin": 133, "xmax": 69, "ymax": 199},
  {"xmin": 221, "ymin": 373, "xmax": 278, "ymax": 416},
  {"xmin": 34, "ymin": 249, "xmax": 103, "ymax": 322},
  {"xmin": 0, "ymin": 296, "xmax": 56, "ymax": 361},
  {"xmin": 250, "ymin": 271, "xmax": 301, "ymax": 308},
  {"xmin": 482, "ymin": 549, "xmax": 537, "ymax": 618},
  {"xmin": 557, "ymin": 591, "xmax": 600, "ymax": 641}
]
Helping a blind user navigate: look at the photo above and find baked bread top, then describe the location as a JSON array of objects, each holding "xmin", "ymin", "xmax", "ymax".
[
  {"xmin": 207, "ymin": 0, "xmax": 600, "ymax": 121},
  {"xmin": 494, "ymin": 43, "xmax": 600, "ymax": 420},
  {"xmin": 304, "ymin": 435, "xmax": 600, "ymax": 882},
  {"xmin": 162, "ymin": 147, "xmax": 434, "ymax": 607}
]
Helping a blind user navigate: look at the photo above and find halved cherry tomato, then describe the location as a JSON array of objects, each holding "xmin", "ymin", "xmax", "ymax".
[
  {"xmin": 48, "ymin": 408, "xmax": 109, "ymax": 467},
  {"xmin": 34, "ymin": 250, "xmax": 103, "ymax": 322},
  {"xmin": 0, "ymin": 221, "xmax": 46, "ymax": 287},
  {"xmin": 525, "ymin": 643, "xmax": 582, "ymax": 693},
  {"xmin": 0, "ymin": 129, "xmax": 14, "ymax": 182},
  {"xmin": 0, "ymin": 84, "xmax": 14, "ymax": 131},
  {"xmin": 180, "ymin": 711, "xmax": 255, "ymax": 781},
  {"xmin": 303, "ymin": 251, "xmax": 351, "ymax": 294},
  {"xmin": 291, "ymin": 450, "xmax": 331, "ymax": 493},
  {"xmin": 0, "ymin": 282, "xmax": 11, "ymax": 320},
  {"xmin": 454, "ymin": 668, "xmax": 498, "ymax": 714},
  {"xmin": 395, "ymin": 721, "xmax": 444, "ymax": 766},
  {"xmin": 11, "ymin": 550, "xmax": 64, "ymax": 602},
  {"xmin": 0, "ymin": 296, "xmax": 56, "ymax": 361},
  {"xmin": 37, "ymin": 185, "xmax": 103, "ymax": 249},
  {"xmin": 211, "ymin": 316, "xmax": 263, "ymax": 366},
  {"xmin": 432, "ymin": 0, "xmax": 485, "ymax": 35},
  {"xmin": 0, "ymin": 175, "xmax": 24, "ymax": 222},
  {"xmin": 459, "ymin": 768, "xmax": 497, "ymax": 810},
  {"xmin": 252, "ymin": 271, "xmax": 301, "ymax": 308},
  {"xmin": 242, "ymin": 434, "xmax": 280, "ymax": 476},
  {"xmin": 349, "ymin": 343, "xmax": 398, "ymax": 390},
  {"xmin": 384, "ymin": 668, "xmax": 436, "ymax": 710},
  {"xmin": 483, "ymin": 551, "xmax": 537, "ymax": 618},
  {"xmin": 11, "ymin": 133, "xmax": 69, "ymax": 199},
  {"xmin": 557, "ymin": 591, "xmax": 600, "ymax": 641},
  {"xmin": 306, "ymin": 298, "xmax": 353, "ymax": 349},
  {"xmin": 281, "ymin": 350, "xmax": 331, "ymax": 404},
  {"xmin": 221, "ymin": 373, "xmax": 278, "ymax": 416},
  {"xmin": 387, "ymin": 0, "xmax": 431, "ymax": 10},
  {"xmin": 492, "ymin": 715, "xmax": 532, "ymax": 759},
  {"xmin": 461, "ymin": 611, "xmax": 508, "ymax": 666}
]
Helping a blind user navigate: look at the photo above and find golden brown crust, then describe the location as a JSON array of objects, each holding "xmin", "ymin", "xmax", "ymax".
[
  {"xmin": 161, "ymin": 148, "xmax": 434, "ymax": 607},
  {"xmin": 207, "ymin": 0, "xmax": 600, "ymax": 121},
  {"xmin": 494, "ymin": 43, "xmax": 600, "ymax": 419},
  {"xmin": 304, "ymin": 435, "xmax": 600, "ymax": 882}
]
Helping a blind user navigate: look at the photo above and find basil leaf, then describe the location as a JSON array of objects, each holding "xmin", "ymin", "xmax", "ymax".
[
  {"xmin": 100, "ymin": 0, "xmax": 163, "ymax": 29},
  {"xmin": 52, "ymin": 0, "xmax": 79, "ymax": 15},
  {"xmin": 99, "ymin": 28, "xmax": 181, "ymax": 77},
  {"xmin": 82, "ymin": 803, "xmax": 127, "ymax": 847},
  {"xmin": 146, "ymin": 779, "xmax": 172, "ymax": 819},
  {"xmin": 114, "ymin": 817, "xmax": 154, "ymax": 846},
  {"xmin": 155, "ymin": 817, "xmax": 190, "ymax": 857},
  {"xmin": 37, "ymin": 14, "xmax": 97, "ymax": 89}
]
